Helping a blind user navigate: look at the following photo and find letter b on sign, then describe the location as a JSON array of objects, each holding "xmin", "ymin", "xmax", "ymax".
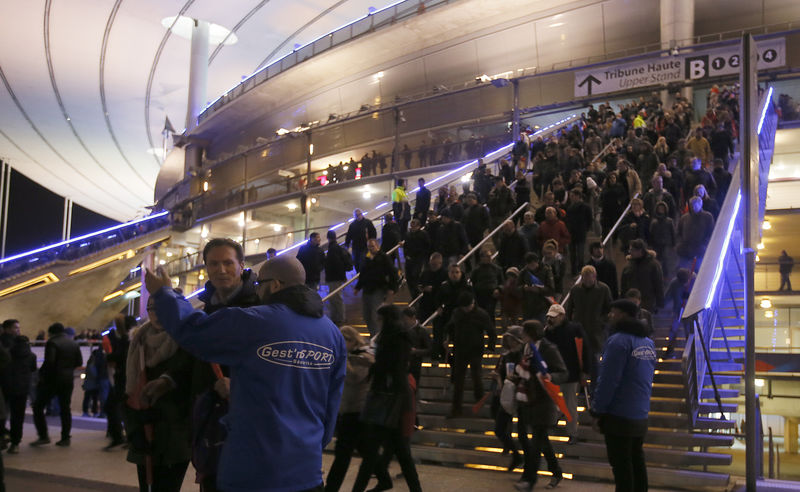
[{"xmin": 685, "ymin": 55, "xmax": 708, "ymax": 80}]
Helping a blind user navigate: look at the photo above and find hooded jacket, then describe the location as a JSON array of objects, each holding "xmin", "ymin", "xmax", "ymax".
[
  {"xmin": 621, "ymin": 250, "xmax": 664, "ymax": 312},
  {"xmin": 592, "ymin": 317, "xmax": 656, "ymax": 436},
  {"xmin": 154, "ymin": 284, "xmax": 346, "ymax": 492}
]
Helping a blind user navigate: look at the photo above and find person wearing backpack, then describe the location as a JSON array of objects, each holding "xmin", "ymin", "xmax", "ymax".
[{"xmin": 325, "ymin": 230, "xmax": 354, "ymax": 325}]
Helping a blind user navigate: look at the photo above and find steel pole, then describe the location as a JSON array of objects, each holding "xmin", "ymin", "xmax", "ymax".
[{"xmin": 741, "ymin": 33, "xmax": 759, "ymax": 491}]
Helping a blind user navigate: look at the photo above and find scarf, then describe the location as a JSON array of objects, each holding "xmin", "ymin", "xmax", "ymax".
[{"xmin": 125, "ymin": 322, "xmax": 179, "ymax": 396}]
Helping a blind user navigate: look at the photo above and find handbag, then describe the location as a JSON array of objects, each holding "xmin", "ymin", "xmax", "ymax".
[
  {"xmin": 361, "ymin": 390, "xmax": 404, "ymax": 428},
  {"xmin": 499, "ymin": 379, "xmax": 517, "ymax": 415}
]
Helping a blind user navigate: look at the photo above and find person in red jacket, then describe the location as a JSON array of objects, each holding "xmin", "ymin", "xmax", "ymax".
[{"xmin": 537, "ymin": 207, "xmax": 571, "ymax": 254}]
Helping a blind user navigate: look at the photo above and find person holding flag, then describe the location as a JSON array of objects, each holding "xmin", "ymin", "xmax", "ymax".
[
  {"xmin": 513, "ymin": 320, "xmax": 568, "ymax": 491},
  {"xmin": 544, "ymin": 303, "xmax": 589, "ymax": 444}
]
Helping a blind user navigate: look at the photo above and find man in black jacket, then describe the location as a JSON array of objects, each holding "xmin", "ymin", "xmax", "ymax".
[
  {"xmin": 403, "ymin": 219, "xmax": 431, "ymax": 300},
  {"xmin": 345, "ymin": 208, "xmax": 377, "ymax": 272},
  {"xmin": 0, "ymin": 320, "xmax": 35, "ymax": 454},
  {"xmin": 414, "ymin": 177, "xmax": 431, "ymax": 225},
  {"xmin": 324, "ymin": 230, "xmax": 353, "ymax": 325},
  {"xmin": 433, "ymin": 263, "xmax": 473, "ymax": 361},
  {"xmin": 417, "ymin": 253, "xmax": 448, "ymax": 326},
  {"xmin": 470, "ymin": 250, "xmax": 503, "ymax": 330},
  {"xmin": 446, "ymin": 292, "xmax": 494, "ymax": 418},
  {"xmin": 297, "ymin": 232, "xmax": 326, "ymax": 289},
  {"xmin": 564, "ymin": 189, "xmax": 593, "ymax": 275},
  {"xmin": 462, "ymin": 193, "xmax": 490, "ymax": 249},
  {"xmin": 433, "ymin": 209, "xmax": 469, "ymax": 266},
  {"xmin": 587, "ymin": 242, "xmax": 618, "ymax": 299},
  {"xmin": 354, "ymin": 239, "xmax": 398, "ymax": 337},
  {"xmin": 31, "ymin": 322, "xmax": 82, "ymax": 447}
]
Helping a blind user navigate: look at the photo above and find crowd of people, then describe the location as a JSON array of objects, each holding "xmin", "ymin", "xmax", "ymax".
[
  {"xmin": 0, "ymin": 87, "xmax": 741, "ymax": 492},
  {"xmin": 288, "ymin": 88, "xmax": 735, "ymax": 491},
  {"xmin": 305, "ymin": 132, "xmax": 509, "ymax": 189}
]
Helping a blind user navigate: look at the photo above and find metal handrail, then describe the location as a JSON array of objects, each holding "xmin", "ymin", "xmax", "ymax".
[
  {"xmin": 560, "ymin": 192, "xmax": 639, "ymax": 306},
  {"xmin": 589, "ymin": 138, "xmax": 620, "ymax": 167},
  {"xmin": 321, "ymin": 242, "xmax": 402, "ymax": 302},
  {"xmin": 421, "ymin": 201, "xmax": 530, "ymax": 327}
]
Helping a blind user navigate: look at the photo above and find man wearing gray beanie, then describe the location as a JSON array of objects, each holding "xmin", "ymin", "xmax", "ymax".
[{"xmin": 145, "ymin": 255, "xmax": 346, "ymax": 492}]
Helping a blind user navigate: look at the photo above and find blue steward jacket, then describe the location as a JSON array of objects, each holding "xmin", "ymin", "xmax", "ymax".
[
  {"xmin": 153, "ymin": 285, "xmax": 346, "ymax": 492},
  {"xmin": 592, "ymin": 318, "xmax": 656, "ymax": 426}
]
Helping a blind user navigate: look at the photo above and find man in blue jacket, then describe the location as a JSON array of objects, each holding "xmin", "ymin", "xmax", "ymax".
[
  {"xmin": 145, "ymin": 255, "xmax": 346, "ymax": 492},
  {"xmin": 591, "ymin": 299, "xmax": 656, "ymax": 492}
]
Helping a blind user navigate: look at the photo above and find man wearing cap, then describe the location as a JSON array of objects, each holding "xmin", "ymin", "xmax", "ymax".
[
  {"xmin": 544, "ymin": 304, "xmax": 588, "ymax": 444},
  {"xmin": 145, "ymin": 255, "xmax": 346, "ymax": 492},
  {"xmin": 591, "ymin": 299, "xmax": 656, "ymax": 492}
]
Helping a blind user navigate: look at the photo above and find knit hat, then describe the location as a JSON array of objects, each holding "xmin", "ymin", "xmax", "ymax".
[
  {"xmin": 503, "ymin": 325, "xmax": 524, "ymax": 345},
  {"xmin": 610, "ymin": 299, "xmax": 639, "ymax": 318},
  {"xmin": 505, "ymin": 267, "xmax": 519, "ymax": 276},
  {"xmin": 258, "ymin": 255, "xmax": 306, "ymax": 287},
  {"xmin": 546, "ymin": 304, "xmax": 566, "ymax": 317}
]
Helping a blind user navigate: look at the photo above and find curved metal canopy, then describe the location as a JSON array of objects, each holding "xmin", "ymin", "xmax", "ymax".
[{"xmin": 0, "ymin": 0, "xmax": 400, "ymax": 221}]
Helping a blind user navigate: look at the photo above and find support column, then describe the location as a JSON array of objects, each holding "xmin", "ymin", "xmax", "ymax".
[
  {"xmin": 185, "ymin": 19, "xmax": 209, "ymax": 132},
  {"xmin": 304, "ymin": 131, "xmax": 312, "ymax": 239},
  {"xmin": 741, "ymin": 34, "xmax": 760, "ymax": 492},
  {"xmin": 1, "ymin": 163, "xmax": 11, "ymax": 259},
  {"xmin": 786, "ymin": 418, "xmax": 799, "ymax": 454},
  {"xmin": 660, "ymin": 0, "xmax": 694, "ymax": 102},
  {"xmin": 512, "ymin": 79, "xmax": 520, "ymax": 142},
  {"xmin": 62, "ymin": 198, "xmax": 73, "ymax": 241}
]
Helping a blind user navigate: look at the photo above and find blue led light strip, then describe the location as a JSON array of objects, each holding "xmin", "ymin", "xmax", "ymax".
[
  {"xmin": 0, "ymin": 211, "xmax": 169, "ymax": 265},
  {"xmin": 757, "ymin": 86, "xmax": 774, "ymax": 135},
  {"xmin": 705, "ymin": 191, "xmax": 741, "ymax": 309}
]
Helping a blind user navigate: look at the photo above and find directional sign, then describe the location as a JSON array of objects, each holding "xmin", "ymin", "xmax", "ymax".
[{"xmin": 573, "ymin": 37, "xmax": 785, "ymax": 97}]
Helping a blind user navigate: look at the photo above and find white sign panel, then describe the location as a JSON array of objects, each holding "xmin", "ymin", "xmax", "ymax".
[{"xmin": 574, "ymin": 37, "xmax": 785, "ymax": 97}]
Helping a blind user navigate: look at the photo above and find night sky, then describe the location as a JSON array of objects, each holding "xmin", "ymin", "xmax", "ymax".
[{"xmin": 4, "ymin": 169, "xmax": 119, "ymax": 257}]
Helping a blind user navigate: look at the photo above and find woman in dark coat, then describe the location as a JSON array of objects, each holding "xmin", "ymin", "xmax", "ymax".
[
  {"xmin": 125, "ymin": 297, "xmax": 193, "ymax": 492},
  {"xmin": 352, "ymin": 305, "xmax": 422, "ymax": 492}
]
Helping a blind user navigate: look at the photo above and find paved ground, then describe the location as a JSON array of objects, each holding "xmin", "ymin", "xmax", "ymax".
[{"xmin": 4, "ymin": 418, "xmax": 685, "ymax": 491}]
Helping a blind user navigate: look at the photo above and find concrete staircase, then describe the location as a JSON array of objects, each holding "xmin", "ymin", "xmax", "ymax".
[{"xmin": 337, "ymin": 284, "xmax": 740, "ymax": 491}]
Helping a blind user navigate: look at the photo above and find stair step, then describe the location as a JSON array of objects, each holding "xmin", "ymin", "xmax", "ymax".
[
  {"xmin": 710, "ymin": 361, "xmax": 743, "ymax": 372},
  {"xmin": 649, "ymin": 397, "xmax": 688, "ymax": 413},
  {"xmin": 417, "ymin": 415, "xmax": 735, "ymax": 449},
  {"xmin": 654, "ymin": 371, "xmax": 684, "ymax": 384},
  {"xmin": 715, "ymin": 328, "xmax": 745, "ymax": 336},
  {"xmin": 698, "ymin": 402, "xmax": 739, "ymax": 414},
  {"xmin": 710, "ymin": 339, "xmax": 744, "ymax": 349},
  {"xmin": 703, "ymin": 374, "xmax": 742, "ymax": 386},
  {"xmin": 693, "ymin": 416, "xmax": 736, "ymax": 430},
  {"xmin": 412, "ymin": 430, "xmax": 732, "ymax": 466},
  {"xmin": 708, "ymin": 351, "xmax": 743, "ymax": 362},
  {"xmin": 419, "ymin": 376, "xmax": 493, "ymax": 391},
  {"xmin": 409, "ymin": 446, "xmax": 731, "ymax": 490},
  {"xmin": 700, "ymin": 387, "xmax": 739, "ymax": 399}
]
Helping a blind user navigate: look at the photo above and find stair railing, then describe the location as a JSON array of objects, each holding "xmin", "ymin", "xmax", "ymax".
[
  {"xmin": 680, "ymin": 88, "xmax": 778, "ymax": 428},
  {"xmin": 560, "ymin": 191, "xmax": 639, "ymax": 306},
  {"xmin": 421, "ymin": 201, "xmax": 530, "ymax": 327}
]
